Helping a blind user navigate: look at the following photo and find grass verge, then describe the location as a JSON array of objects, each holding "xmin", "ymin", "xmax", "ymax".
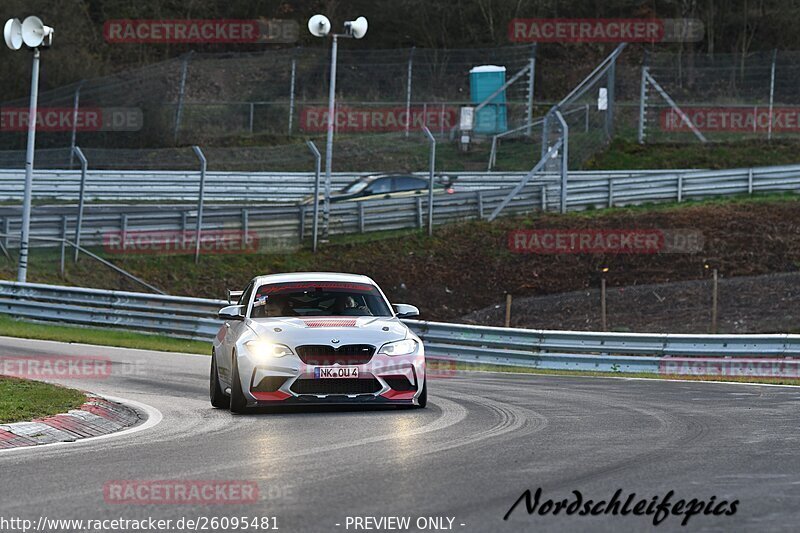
[
  {"xmin": 435, "ymin": 361, "xmax": 800, "ymax": 386},
  {"xmin": 0, "ymin": 376, "xmax": 87, "ymax": 424},
  {"xmin": 0, "ymin": 315, "xmax": 209, "ymax": 355}
]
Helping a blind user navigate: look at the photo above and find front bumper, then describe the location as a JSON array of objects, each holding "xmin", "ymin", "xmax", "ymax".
[{"xmin": 237, "ymin": 350, "xmax": 426, "ymax": 406}]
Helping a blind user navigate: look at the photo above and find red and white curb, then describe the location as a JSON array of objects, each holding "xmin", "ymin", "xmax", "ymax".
[{"xmin": 0, "ymin": 395, "xmax": 142, "ymax": 449}]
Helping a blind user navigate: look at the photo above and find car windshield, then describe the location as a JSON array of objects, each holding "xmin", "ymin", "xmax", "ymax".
[
  {"xmin": 250, "ymin": 281, "xmax": 392, "ymax": 318},
  {"xmin": 341, "ymin": 179, "xmax": 370, "ymax": 195}
]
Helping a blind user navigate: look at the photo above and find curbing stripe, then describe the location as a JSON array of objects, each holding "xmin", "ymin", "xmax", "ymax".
[{"xmin": 0, "ymin": 394, "xmax": 142, "ymax": 449}]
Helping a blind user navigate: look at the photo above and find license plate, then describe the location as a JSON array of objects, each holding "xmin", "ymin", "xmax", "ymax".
[{"xmin": 314, "ymin": 366, "xmax": 359, "ymax": 379}]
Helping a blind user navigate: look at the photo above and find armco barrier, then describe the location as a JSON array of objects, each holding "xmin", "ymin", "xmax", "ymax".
[
  {"xmin": 2, "ymin": 163, "xmax": 800, "ymax": 249},
  {"xmin": 1, "ymin": 281, "xmax": 799, "ymax": 377}
]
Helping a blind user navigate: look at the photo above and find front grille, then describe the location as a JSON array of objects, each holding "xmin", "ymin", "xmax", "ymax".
[
  {"xmin": 252, "ymin": 376, "xmax": 288, "ymax": 393},
  {"xmin": 291, "ymin": 378, "xmax": 382, "ymax": 395},
  {"xmin": 296, "ymin": 344, "xmax": 375, "ymax": 365},
  {"xmin": 383, "ymin": 375, "xmax": 417, "ymax": 391}
]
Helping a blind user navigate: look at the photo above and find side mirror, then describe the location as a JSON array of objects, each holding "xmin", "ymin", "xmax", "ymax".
[
  {"xmin": 393, "ymin": 303, "xmax": 419, "ymax": 318},
  {"xmin": 218, "ymin": 304, "xmax": 245, "ymax": 320}
]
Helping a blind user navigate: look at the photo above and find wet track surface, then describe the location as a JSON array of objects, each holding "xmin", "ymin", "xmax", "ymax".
[{"xmin": 0, "ymin": 336, "xmax": 799, "ymax": 532}]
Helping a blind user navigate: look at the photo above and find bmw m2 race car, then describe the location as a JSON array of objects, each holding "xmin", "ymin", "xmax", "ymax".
[{"xmin": 210, "ymin": 273, "xmax": 426, "ymax": 413}]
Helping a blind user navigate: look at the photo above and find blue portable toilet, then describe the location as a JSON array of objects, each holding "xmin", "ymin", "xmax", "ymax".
[{"xmin": 469, "ymin": 65, "xmax": 508, "ymax": 134}]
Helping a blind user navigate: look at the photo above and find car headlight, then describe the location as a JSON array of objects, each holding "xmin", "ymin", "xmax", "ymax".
[
  {"xmin": 245, "ymin": 340, "xmax": 293, "ymax": 359},
  {"xmin": 379, "ymin": 339, "xmax": 418, "ymax": 356}
]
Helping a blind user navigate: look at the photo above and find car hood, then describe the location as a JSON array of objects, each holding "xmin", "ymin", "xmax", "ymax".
[{"xmin": 247, "ymin": 316, "xmax": 409, "ymax": 346}]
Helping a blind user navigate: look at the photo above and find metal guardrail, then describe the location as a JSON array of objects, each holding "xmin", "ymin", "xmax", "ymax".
[
  {"xmin": 0, "ymin": 163, "xmax": 798, "ymax": 249},
  {"xmin": 1, "ymin": 281, "xmax": 798, "ymax": 376},
  {"xmin": 0, "ymin": 169, "xmax": 685, "ymax": 202}
]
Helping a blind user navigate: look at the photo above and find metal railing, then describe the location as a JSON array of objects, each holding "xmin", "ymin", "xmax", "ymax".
[
  {"xmin": 0, "ymin": 281, "xmax": 798, "ymax": 376},
  {"xmin": 0, "ymin": 163, "xmax": 797, "ymax": 251}
]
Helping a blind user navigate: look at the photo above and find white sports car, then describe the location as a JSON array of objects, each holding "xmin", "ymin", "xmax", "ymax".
[{"xmin": 210, "ymin": 272, "xmax": 426, "ymax": 413}]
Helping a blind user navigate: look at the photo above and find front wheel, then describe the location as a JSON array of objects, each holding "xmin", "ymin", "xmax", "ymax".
[
  {"xmin": 229, "ymin": 351, "xmax": 248, "ymax": 414},
  {"xmin": 417, "ymin": 378, "xmax": 427, "ymax": 409},
  {"xmin": 210, "ymin": 352, "xmax": 227, "ymax": 408}
]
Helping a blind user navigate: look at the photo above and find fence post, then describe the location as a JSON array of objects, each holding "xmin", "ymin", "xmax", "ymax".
[
  {"xmin": 555, "ymin": 111, "xmax": 569, "ymax": 214},
  {"xmin": 404, "ymin": 47, "xmax": 415, "ymax": 138},
  {"xmin": 68, "ymin": 81, "xmax": 83, "ymax": 169},
  {"xmin": 288, "ymin": 56, "xmax": 297, "ymax": 135},
  {"xmin": 306, "ymin": 140, "xmax": 322, "ymax": 252},
  {"xmin": 60, "ymin": 215, "xmax": 67, "ymax": 277},
  {"xmin": 638, "ymin": 64, "xmax": 649, "ymax": 144},
  {"xmin": 72, "ymin": 146, "xmax": 88, "ymax": 262},
  {"xmin": 768, "ymin": 49, "xmax": 777, "ymax": 142},
  {"xmin": 192, "ymin": 145, "xmax": 207, "ymax": 264},
  {"xmin": 422, "ymin": 126, "xmax": 436, "ymax": 235},
  {"xmin": 605, "ymin": 55, "xmax": 616, "ymax": 138},
  {"xmin": 416, "ymin": 196, "xmax": 423, "ymax": 228},
  {"xmin": 174, "ymin": 51, "xmax": 193, "ymax": 145},
  {"xmin": 525, "ymin": 43, "xmax": 537, "ymax": 137},
  {"xmin": 248, "ymin": 103, "xmax": 254, "ymax": 134}
]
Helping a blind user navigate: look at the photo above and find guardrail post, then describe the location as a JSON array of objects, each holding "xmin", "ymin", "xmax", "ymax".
[
  {"xmin": 416, "ymin": 197, "xmax": 423, "ymax": 228},
  {"xmin": 72, "ymin": 146, "xmax": 88, "ymax": 262},
  {"xmin": 608, "ymin": 178, "xmax": 614, "ymax": 208},
  {"xmin": 422, "ymin": 126, "xmax": 436, "ymax": 236},
  {"xmin": 241, "ymin": 209, "xmax": 249, "ymax": 236},
  {"xmin": 540, "ymin": 185, "xmax": 547, "ymax": 211},
  {"xmin": 2, "ymin": 217, "xmax": 9, "ymax": 250},
  {"xmin": 358, "ymin": 203, "xmax": 365, "ymax": 233},
  {"xmin": 60, "ymin": 215, "xmax": 67, "ymax": 277},
  {"xmin": 181, "ymin": 212, "xmax": 188, "ymax": 247},
  {"xmin": 476, "ymin": 190, "xmax": 484, "ymax": 219},
  {"xmin": 298, "ymin": 204, "xmax": 306, "ymax": 241},
  {"xmin": 748, "ymin": 168, "xmax": 754, "ymax": 194},
  {"xmin": 306, "ymin": 140, "xmax": 322, "ymax": 252},
  {"xmin": 192, "ymin": 146, "xmax": 207, "ymax": 264},
  {"xmin": 248, "ymin": 103, "xmax": 255, "ymax": 134},
  {"xmin": 120, "ymin": 214, "xmax": 128, "ymax": 251},
  {"xmin": 677, "ymin": 174, "xmax": 683, "ymax": 202}
]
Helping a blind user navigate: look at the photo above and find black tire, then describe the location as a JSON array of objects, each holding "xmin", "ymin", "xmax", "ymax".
[
  {"xmin": 417, "ymin": 377, "xmax": 427, "ymax": 409},
  {"xmin": 209, "ymin": 352, "xmax": 227, "ymax": 408},
  {"xmin": 229, "ymin": 351, "xmax": 248, "ymax": 414}
]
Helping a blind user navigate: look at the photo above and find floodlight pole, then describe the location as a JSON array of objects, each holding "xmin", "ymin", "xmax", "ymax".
[
  {"xmin": 322, "ymin": 34, "xmax": 339, "ymax": 240},
  {"xmin": 17, "ymin": 48, "xmax": 40, "ymax": 283}
]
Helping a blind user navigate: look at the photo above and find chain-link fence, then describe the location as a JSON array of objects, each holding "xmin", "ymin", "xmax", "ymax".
[
  {"xmin": 639, "ymin": 50, "xmax": 800, "ymax": 143},
  {"xmin": 0, "ymin": 45, "xmax": 537, "ymax": 151}
]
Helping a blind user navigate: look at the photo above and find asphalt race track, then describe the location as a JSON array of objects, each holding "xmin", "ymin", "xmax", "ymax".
[{"xmin": 1, "ymin": 336, "xmax": 799, "ymax": 532}]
